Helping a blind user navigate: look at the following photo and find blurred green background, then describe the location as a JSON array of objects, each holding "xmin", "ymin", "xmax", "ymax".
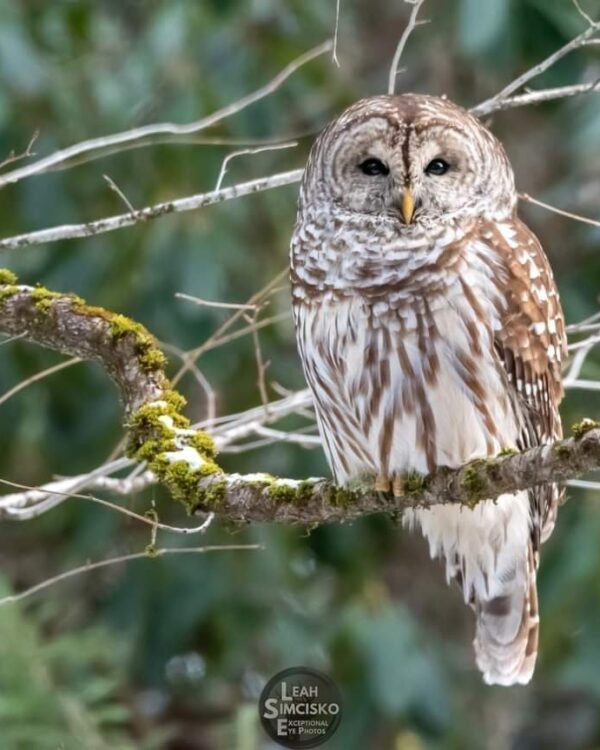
[{"xmin": 1, "ymin": 1, "xmax": 600, "ymax": 748}]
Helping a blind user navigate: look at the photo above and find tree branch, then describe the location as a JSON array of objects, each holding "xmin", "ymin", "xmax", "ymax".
[
  {"xmin": 472, "ymin": 80, "xmax": 600, "ymax": 117},
  {"xmin": 473, "ymin": 18, "xmax": 599, "ymax": 117},
  {"xmin": 185, "ymin": 425, "xmax": 600, "ymax": 524},
  {"xmin": 1, "ymin": 272, "xmax": 599, "ymax": 526},
  {"xmin": 0, "ymin": 41, "xmax": 331, "ymax": 189},
  {"xmin": 0, "ymin": 544, "xmax": 262, "ymax": 607},
  {"xmin": 0, "ymin": 169, "xmax": 303, "ymax": 251},
  {"xmin": 387, "ymin": 0, "xmax": 429, "ymax": 95}
]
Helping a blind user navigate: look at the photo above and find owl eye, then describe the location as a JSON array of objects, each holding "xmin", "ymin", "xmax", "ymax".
[
  {"xmin": 358, "ymin": 158, "xmax": 389, "ymax": 176},
  {"xmin": 425, "ymin": 158, "xmax": 450, "ymax": 176}
]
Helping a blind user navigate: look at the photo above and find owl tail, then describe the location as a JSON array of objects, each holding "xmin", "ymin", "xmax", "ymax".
[{"xmin": 473, "ymin": 543, "xmax": 539, "ymax": 686}]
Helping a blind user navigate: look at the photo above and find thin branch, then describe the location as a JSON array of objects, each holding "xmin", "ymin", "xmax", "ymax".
[
  {"xmin": 0, "ymin": 42, "xmax": 331, "ymax": 189},
  {"xmin": 103, "ymin": 174, "xmax": 136, "ymax": 213},
  {"xmin": 473, "ymin": 80, "xmax": 600, "ymax": 116},
  {"xmin": 175, "ymin": 292, "xmax": 258, "ymax": 311},
  {"xmin": 388, "ymin": 0, "xmax": 429, "ymax": 95},
  {"xmin": 519, "ymin": 192, "xmax": 600, "ymax": 228},
  {"xmin": 564, "ymin": 343, "xmax": 596, "ymax": 385},
  {"xmin": 0, "ymin": 477, "xmax": 216, "ymax": 535},
  {"xmin": 563, "ymin": 379, "xmax": 600, "ymax": 391},
  {"xmin": 0, "ymin": 332, "xmax": 26, "ymax": 346},
  {"xmin": 252, "ymin": 425, "xmax": 321, "ymax": 448},
  {"xmin": 473, "ymin": 21, "xmax": 599, "ymax": 116},
  {"xmin": 196, "ymin": 312, "xmax": 290, "ymax": 354},
  {"xmin": 160, "ymin": 341, "xmax": 217, "ymax": 426},
  {"xmin": 470, "ymin": 81, "xmax": 600, "ymax": 117},
  {"xmin": 214, "ymin": 141, "xmax": 297, "ymax": 190},
  {"xmin": 0, "ymin": 130, "xmax": 39, "ymax": 171},
  {"xmin": 248, "ymin": 307, "xmax": 271, "ymax": 410},
  {"xmin": 0, "ymin": 169, "xmax": 304, "ymax": 251},
  {"xmin": 572, "ymin": 0, "xmax": 596, "ymax": 29},
  {"xmin": 0, "ymin": 386, "xmax": 315, "ymax": 512},
  {"xmin": 568, "ymin": 478, "xmax": 600, "ymax": 490},
  {"xmin": 0, "ymin": 544, "xmax": 262, "ymax": 607},
  {"xmin": 0, "ymin": 357, "xmax": 80, "ymax": 409},
  {"xmin": 171, "ymin": 268, "xmax": 288, "ymax": 388},
  {"xmin": 333, "ymin": 0, "xmax": 342, "ymax": 67}
]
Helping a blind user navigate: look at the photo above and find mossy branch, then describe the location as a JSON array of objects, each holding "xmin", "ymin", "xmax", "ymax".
[
  {"xmin": 0, "ymin": 270, "xmax": 221, "ymax": 511},
  {"xmin": 2, "ymin": 270, "xmax": 600, "ymax": 525},
  {"xmin": 183, "ymin": 422, "xmax": 600, "ymax": 523}
]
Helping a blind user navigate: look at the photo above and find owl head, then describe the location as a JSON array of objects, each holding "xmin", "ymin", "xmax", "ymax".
[{"xmin": 301, "ymin": 94, "xmax": 516, "ymax": 233}]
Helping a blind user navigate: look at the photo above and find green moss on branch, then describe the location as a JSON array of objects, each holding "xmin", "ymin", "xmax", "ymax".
[
  {"xmin": 0, "ymin": 268, "xmax": 18, "ymax": 285},
  {"xmin": 126, "ymin": 392, "xmax": 221, "ymax": 513}
]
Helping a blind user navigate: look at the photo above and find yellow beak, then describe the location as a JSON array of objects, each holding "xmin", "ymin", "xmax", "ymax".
[{"xmin": 401, "ymin": 188, "xmax": 415, "ymax": 225}]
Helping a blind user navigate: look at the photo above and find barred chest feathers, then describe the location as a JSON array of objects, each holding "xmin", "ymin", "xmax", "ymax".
[
  {"xmin": 292, "ymin": 229, "xmax": 531, "ymax": 614},
  {"xmin": 292, "ymin": 229, "xmax": 523, "ymax": 482}
]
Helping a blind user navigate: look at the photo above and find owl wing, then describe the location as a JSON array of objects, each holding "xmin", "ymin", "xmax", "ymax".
[{"xmin": 490, "ymin": 217, "xmax": 566, "ymax": 550}]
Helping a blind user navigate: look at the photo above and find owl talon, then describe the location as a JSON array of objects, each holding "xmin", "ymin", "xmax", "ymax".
[
  {"xmin": 375, "ymin": 474, "xmax": 391, "ymax": 493},
  {"xmin": 392, "ymin": 476, "xmax": 405, "ymax": 497}
]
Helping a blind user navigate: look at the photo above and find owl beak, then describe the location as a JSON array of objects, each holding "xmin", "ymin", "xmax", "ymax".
[{"xmin": 400, "ymin": 188, "xmax": 415, "ymax": 225}]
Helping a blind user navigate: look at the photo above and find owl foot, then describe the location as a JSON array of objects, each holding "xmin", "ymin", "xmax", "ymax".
[
  {"xmin": 392, "ymin": 476, "xmax": 405, "ymax": 497},
  {"xmin": 374, "ymin": 474, "xmax": 391, "ymax": 493}
]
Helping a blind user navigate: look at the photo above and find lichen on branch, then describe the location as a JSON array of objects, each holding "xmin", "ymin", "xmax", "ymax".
[{"xmin": 0, "ymin": 269, "xmax": 222, "ymax": 513}]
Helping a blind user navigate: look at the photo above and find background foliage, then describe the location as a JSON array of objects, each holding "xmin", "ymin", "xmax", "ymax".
[{"xmin": 1, "ymin": 1, "xmax": 600, "ymax": 748}]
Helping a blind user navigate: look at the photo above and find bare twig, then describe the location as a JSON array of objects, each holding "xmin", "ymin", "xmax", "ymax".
[
  {"xmin": 0, "ymin": 42, "xmax": 331, "ymax": 189},
  {"xmin": 572, "ymin": 0, "xmax": 596, "ymax": 28},
  {"xmin": 171, "ymin": 269, "xmax": 288, "ymax": 388},
  {"xmin": 0, "ymin": 357, "xmax": 80, "ymax": 409},
  {"xmin": 568, "ymin": 478, "xmax": 600, "ymax": 490},
  {"xmin": 0, "ymin": 333, "xmax": 26, "ymax": 346},
  {"xmin": 197, "ymin": 312, "xmax": 290, "ymax": 354},
  {"xmin": 175, "ymin": 293, "xmax": 258, "ymax": 312},
  {"xmin": 252, "ymin": 425, "xmax": 321, "ymax": 448},
  {"xmin": 563, "ymin": 379, "xmax": 600, "ymax": 391},
  {"xmin": 0, "ymin": 169, "xmax": 304, "ymax": 251},
  {"xmin": 248, "ymin": 307, "xmax": 271, "ymax": 410},
  {"xmin": 473, "ymin": 21, "xmax": 599, "ymax": 116},
  {"xmin": 214, "ymin": 141, "xmax": 297, "ymax": 190},
  {"xmin": 473, "ymin": 80, "xmax": 600, "ymax": 116},
  {"xmin": 0, "ymin": 544, "xmax": 262, "ymax": 607},
  {"xmin": 160, "ymin": 341, "xmax": 217, "ymax": 426},
  {"xmin": 103, "ymin": 174, "xmax": 136, "ymax": 213},
  {"xmin": 0, "ymin": 477, "xmax": 214, "ymax": 533},
  {"xmin": 388, "ymin": 0, "xmax": 429, "ymax": 95},
  {"xmin": 333, "ymin": 0, "xmax": 342, "ymax": 67},
  {"xmin": 519, "ymin": 192, "xmax": 600, "ymax": 228},
  {"xmin": 0, "ymin": 131, "xmax": 39, "ymax": 171}
]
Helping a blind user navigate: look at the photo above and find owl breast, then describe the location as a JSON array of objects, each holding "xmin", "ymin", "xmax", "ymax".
[
  {"xmin": 293, "ymin": 259, "xmax": 532, "ymax": 607},
  {"xmin": 294, "ymin": 280, "xmax": 519, "ymax": 483}
]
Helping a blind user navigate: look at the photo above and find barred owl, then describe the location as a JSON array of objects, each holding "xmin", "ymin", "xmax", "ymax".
[{"xmin": 290, "ymin": 95, "xmax": 565, "ymax": 686}]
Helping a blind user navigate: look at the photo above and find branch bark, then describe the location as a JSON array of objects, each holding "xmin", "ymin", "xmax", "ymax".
[
  {"xmin": 0, "ymin": 169, "xmax": 303, "ymax": 251},
  {"xmin": 188, "ymin": 428, "xmax": 600, "ymax": 524}
]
